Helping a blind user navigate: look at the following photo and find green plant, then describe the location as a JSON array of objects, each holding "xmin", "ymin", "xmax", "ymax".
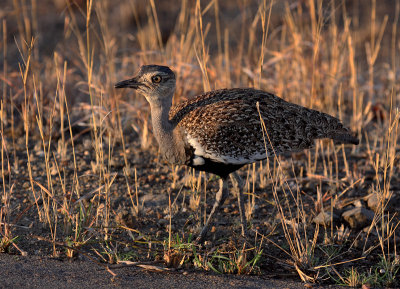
[{"xmin": 363, "ymin": 255, "xmax": 400, "ymax": 287}]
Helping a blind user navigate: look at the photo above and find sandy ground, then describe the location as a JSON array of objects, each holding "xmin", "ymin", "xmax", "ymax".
[{"xmin": 0, "ymin": 254, "xmax": 345, "ymax": 289}]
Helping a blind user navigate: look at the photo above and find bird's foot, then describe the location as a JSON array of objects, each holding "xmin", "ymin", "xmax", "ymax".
[{"xmin": 193, "ymin": 226, "xmax": 209, "ymax": 245}]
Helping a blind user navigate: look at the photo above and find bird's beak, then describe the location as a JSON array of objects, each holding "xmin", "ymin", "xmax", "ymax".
[{"xmin": 114, "ymin": 77, "xmax": 142, "ymax": 89}]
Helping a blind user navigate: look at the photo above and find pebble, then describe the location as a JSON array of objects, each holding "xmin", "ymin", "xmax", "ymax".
[
  {"xmin": 366, "ymin": 193, "xmax": 380, "ymax": 212},
  {"xmin": 83, "ymin": 139, "xmax": 92, "ymax": 150},
  {"xmin": 109, "ymin": 158, "xmax": 117, "ymax": 167},
  {"xmin": 50, "ymin": 165, "xmax": 58, "ymax": 175},
  {"xmin": 166, "ymin": 224, "xmax": 175, "ymax": 231},
  {"xmin": 158, "ymin": 219, "xmax": 168, "ymax": 226},
  {"xmin": 77, "ymin": 159, "xmax": 86, "ymax": 167}
]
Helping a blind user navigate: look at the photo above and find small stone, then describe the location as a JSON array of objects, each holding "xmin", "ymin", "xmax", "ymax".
[
  {"xmin": 342, "ymin": 207, "xmax": 375, "ymax": 229},
  {"xmin": 77, "ymin": 159, "xmax": 86, "ymax": 167},
  {"xmin": 166, "ymin": 224, "xmax": 175, "ymax": 231},
  {"xmin": 313, "ymin": 211, "xmax": 339, "ymax": 226},
  {"xmin": 83, "ymin": 139, "xmax": 92, "ymax": 150},
  {"xmin": 158, "ymin": 219, "xmax": 168, "ymax": 226},
  {"xmin": 50, "ymin": 164, "xmax": 58, "ymax": 175},
  {"xmin": 140, "ymin": 193, "xmax": 167, "ymax": 207},
  {"xmin": 33, "ymin": 142, "xmax": 42, "ymax": 152},
  {"xmin": 115, "ymin": 209, "xmax": 135, "ymax": 227},
  {"xmin": 109, "ymin": 158, "xmax": 117, "ymax": 167},
  {"xmin": 366, "ymin": 193, "xmax": 380, "ymax": 212}
]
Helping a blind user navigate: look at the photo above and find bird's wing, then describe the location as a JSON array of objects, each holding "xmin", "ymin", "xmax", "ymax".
[{"xmin": 170, "ymin": 89, "xmax": 278, "ymax": 164}]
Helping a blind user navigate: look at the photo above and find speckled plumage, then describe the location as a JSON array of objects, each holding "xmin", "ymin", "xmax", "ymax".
[
  {"xmin": 115, "ymin": 64, "xmax": 359, "ymax": 242},
  {"xmin": 170, "ymin": 88, "xmax": 357, "ymax": 170}
]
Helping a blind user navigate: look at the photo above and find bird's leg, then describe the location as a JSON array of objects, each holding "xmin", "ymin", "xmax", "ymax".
[
  {"xmin": 196, "ymin": 178, "xmax": 229, "ymax": 243},
  {"xmin": 230, "ymin": 172, "xmax": 248, "ymax": 238}
]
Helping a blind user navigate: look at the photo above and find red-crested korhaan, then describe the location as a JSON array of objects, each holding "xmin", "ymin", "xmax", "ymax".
[{"xmin": 115, "ymin": 65, "xmax": 359, "ymax": 242}]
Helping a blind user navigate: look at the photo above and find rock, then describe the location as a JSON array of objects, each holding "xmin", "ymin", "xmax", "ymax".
[
  {"xmin": 140, "ymin": 193, "xmax": 167, "ymax": 207},
  {"xmin": 342, "ymin": 207, "xmax": 375, "ymax": 229},
  {"xmin": 109, "ymin": 158, "xmax": 117, "ymax": 167},
  {"xmin": 313, "ymin": 211, "xmax": 339, "ymax": 225},
  {"xmin": 115, "ymin": 209, "xmax": 136, "ymax": 227},
  {"xmin": 83, "ymin": 138, "xmax": 92, "ymax": 150},
  {"xmin": 158, "ymin": 218, "xmax": 168, "ymax": 226},
  {"xmin": 50, "ymin": 164, "xmax": 58, "ymax": 175},
  {"xmin": 77, "ymin": 159, "xmax": 86, "ymax": 167},
  {"xmin": 366, "ymin": 193, "xmax": 380, "ymax": 212}
]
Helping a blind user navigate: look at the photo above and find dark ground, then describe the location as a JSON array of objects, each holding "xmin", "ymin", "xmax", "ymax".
[{"xmin": 0, "ymin": 254, "xmax": 345, "ymax": 289}]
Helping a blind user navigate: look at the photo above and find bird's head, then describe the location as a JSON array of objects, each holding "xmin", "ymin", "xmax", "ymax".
[{"xmin": 115, "ymin": 65, "xmax": 176, "ymax": 105}]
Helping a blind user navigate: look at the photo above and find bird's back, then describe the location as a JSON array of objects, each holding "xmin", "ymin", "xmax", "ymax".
[{"xmin": 169, "ymin": 88, "xmax": 357, "ymax": 166}]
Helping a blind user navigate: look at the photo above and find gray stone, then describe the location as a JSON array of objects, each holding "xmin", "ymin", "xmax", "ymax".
[{"xmin": 342, "ymin": 207, "xmax": 375, "ymax": 229}]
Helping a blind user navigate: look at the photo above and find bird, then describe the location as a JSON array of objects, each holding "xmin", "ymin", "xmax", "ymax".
[{"xmin": 115, "ymin": 64, "xmax": 359, "ymax": 242}]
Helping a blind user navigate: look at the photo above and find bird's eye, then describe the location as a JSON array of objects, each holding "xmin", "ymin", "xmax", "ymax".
[{"xmin": 151, "ymin": 75, "xmax": 162, "ymax": 83}]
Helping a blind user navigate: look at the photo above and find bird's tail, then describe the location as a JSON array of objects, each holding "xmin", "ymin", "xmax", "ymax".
[
  {"xmin": 330, "ymin": 129, "xmax": 359, "ymax": 145},
  {"xmin": 310, "ymin": 109, "xmax": 359, "ymax": 145}
]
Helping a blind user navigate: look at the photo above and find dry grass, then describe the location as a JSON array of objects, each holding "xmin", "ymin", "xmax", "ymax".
[{"xmin": 1, "ymin": 0, "xmax": 400, "ymax": 286}]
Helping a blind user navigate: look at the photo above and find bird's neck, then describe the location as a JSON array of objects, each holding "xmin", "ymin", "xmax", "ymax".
[
  {"xmin": 149, "ymin": 97, "xmax": 187, "ymax": 164},
  {"xmin": 149, "ymin": 98, "xmax": 174, "ymax": 147}
]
